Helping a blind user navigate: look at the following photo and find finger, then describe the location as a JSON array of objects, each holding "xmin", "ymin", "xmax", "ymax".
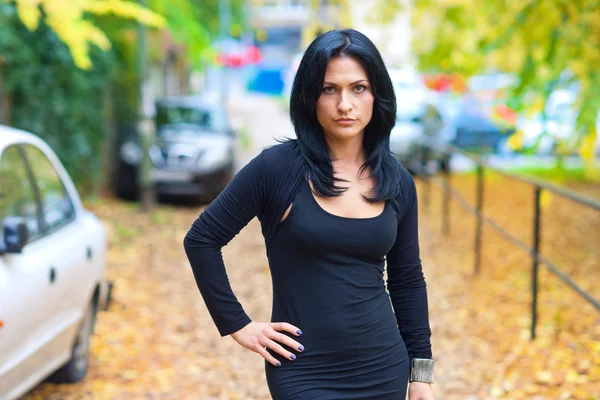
[
  {"xmin": 266, "ymin": 330, "xmax": 304, "ymax": 353},
  {"xmin": 270, "ymin": 322, "xmax": 303, "ymax": 336},
  {"xmin": 264, "ymin": 338, "xmax": 297, "ymax": 361},
  {"xmin": 256, "ymin": 345, "xmax": 281, "ymax": 367}
]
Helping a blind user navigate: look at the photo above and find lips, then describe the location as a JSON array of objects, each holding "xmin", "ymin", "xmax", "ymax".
[{"xmin": 335, "ymin": 118, "xmax": 357, "ymax": 126}]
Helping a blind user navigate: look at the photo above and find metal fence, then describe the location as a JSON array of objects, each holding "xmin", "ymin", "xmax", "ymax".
[{"xmin": 412, "ymin": 143, "xmax": 600, "ymax": 339}]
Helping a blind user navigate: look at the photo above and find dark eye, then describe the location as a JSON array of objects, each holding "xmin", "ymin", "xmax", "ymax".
[
  {"xmin": 354, "ymin": 85, "xmax": 367, "ymax": 93},
  {"xmin": 322, "ymin": 86, "xmax": 336, "ymax": 94}
]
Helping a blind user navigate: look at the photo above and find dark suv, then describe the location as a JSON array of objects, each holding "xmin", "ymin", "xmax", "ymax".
[{"xmin": 116, "ymin": 95, "xmax": 236, "ymax": 202}]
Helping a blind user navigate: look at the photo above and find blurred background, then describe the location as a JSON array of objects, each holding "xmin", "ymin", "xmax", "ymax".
[{"xmin": 1, "ymin": 0, "xmax": 599, "ymax": 399}]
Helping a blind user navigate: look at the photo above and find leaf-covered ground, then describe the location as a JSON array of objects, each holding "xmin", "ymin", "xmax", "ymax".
[
  {"xmin": 23, "ymin": 172, "xmax": 600, "ymax": 399},
  {"xmin": 419, "ymin": 172, "xmax": 600, "ymax": 400}
]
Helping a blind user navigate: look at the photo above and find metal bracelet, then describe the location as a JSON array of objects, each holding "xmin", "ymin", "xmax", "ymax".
[{"xmin": 409, "ymin": 358, "xmax": 435, "ymax": 383}]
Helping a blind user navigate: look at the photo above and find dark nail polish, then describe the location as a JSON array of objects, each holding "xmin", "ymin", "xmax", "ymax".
[
  {"xmin": 290, "ymin": 354, "xmax": 296, "ymax": 360},
  {"xmin": 276, "ymin": 361, "xmax": 281, "ymax": 367},
  {"xmin": 296, "ymin": 329, "xmax": 303, "ymax": 335},
  {"xmin": 298, "ymin": 345, "xmax": 304, "ymax": 352}
]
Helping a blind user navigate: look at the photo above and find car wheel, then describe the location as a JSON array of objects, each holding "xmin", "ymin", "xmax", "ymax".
[
  {"xmin": 49, "ymin": 301, "xmax": 97, "ymax": 383},
  {"xmin": 115, "ymin": 162, "xmax": 140, "ymax": 201},
  {"xmin": 116, "ymin": 175, "xmax": 139, "ymax": 201},
  {"xmin": 116, "ymin": 183, "xmax": 139, "ymax": 201}
]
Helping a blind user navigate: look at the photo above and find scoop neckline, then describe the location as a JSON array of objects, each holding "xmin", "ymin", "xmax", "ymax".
[{"xmin": 304, "ymin": 178, "xmax": 389, "ymax": 221}]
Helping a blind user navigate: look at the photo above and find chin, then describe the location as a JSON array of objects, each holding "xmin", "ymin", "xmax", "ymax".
[{"xmin": 325, "ymin": 126, "xmax": 365, "ymax": 141}]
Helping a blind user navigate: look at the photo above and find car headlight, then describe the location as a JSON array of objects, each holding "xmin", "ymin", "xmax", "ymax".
[
  {"xmin": 197, "ymin": 146, "xmax": 231, "ymax": 170},
  {"xmin": 120, "ymin": 142, "xmax": 142, "ymax": 165}
]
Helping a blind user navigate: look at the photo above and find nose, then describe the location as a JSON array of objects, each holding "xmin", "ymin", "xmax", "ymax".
[{"xmin": 337, "ymin": 90, "xmax": 352, "ymax": 114}]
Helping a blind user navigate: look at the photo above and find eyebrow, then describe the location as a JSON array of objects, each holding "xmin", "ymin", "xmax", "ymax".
[{"xmin": 323, "ymin": 79, "xmax": 368, "ymax": 86}]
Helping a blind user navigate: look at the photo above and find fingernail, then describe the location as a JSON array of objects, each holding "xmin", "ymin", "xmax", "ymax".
[
  {"xmin": 276, "ymin": 361, "xmax": 281, "ymax": 367},
  {"xmin": 296, "ymin": 329, "xmax": 303, "ymax": 335},
  {"xmin": 298, "ymin": 345, "xmax": 304, "ymax": 352},
  {"xmin": 290, "ymin": 354, "xmax": 296, "ymax": 360}
]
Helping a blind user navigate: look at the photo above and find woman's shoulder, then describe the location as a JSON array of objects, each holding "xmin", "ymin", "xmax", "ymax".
[
  {"xmin": 262, "ymin": 139, "xmax": 299, "ymax": 165},
  {"xmin": 257, "ymin": 140, "xmax": 302, "ymax": 178},
  {"xmin": 241, "ymin": 140, "xmax": 299, "ymax": 175},
  {"xmin": 240, "ymin": 140, "xmax": 302, "ymax": 193}
]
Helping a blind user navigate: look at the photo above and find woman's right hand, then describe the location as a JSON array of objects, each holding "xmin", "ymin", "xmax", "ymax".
[{"xmin": 230, "ymin": 322, "xmax": 304, "ymax": 367}]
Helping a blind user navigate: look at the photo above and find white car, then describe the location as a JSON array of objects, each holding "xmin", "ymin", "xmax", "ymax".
[{"xmin": 0, "ymin": 125, "xmax": 111, "ymax": 400}]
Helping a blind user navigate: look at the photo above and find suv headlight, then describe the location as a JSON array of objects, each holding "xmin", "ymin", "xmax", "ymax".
[
  {"xmin": 197, "ymin": 146, "xmax": 231, "ymax": 170},
  {"xmin": 120, "ymin": 142, "xmax": 142, "ymax": 165}
]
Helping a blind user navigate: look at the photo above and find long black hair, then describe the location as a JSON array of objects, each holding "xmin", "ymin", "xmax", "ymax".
[{"xmin": 287, "ymin": 29, "xmax": 401, "ymax": 202}]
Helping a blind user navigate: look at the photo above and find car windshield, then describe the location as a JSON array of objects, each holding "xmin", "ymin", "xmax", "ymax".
[{"xmin": 156, "ymin": 105, "xmax": 228, "ymax": 132}]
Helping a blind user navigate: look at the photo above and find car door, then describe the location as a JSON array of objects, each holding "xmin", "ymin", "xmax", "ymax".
[
  {"xmin": 0, "ymin": 145, "xmax": 49, "ymax": 399},
  {"xmin": 21, "ymin": 145, "xmax": 94, "ymax": 358}
]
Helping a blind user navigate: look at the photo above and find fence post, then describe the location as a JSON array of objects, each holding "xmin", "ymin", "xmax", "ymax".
[
  {"xmin": 531, "ymin": 186, "xmax": 542, "ymax": 340},
  {"xmin": 442, "ymin": 153, "xmax": 451, "ymax": 236},
  {"xmin": 474, "ymin": 164, "xmax": 484, "ymax": 274}
]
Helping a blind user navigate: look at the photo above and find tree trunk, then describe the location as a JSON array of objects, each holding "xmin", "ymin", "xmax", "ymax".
[
  {"xmin": 101, "ymin": 83, "xmax": 118, "ymax": 197},
  {"xmin": 0, "ymin": 67, "xmax": 12, "ymax": 125}
]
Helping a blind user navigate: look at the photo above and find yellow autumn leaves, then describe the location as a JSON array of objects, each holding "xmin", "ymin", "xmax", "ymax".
[
  {"xmin": 14, "ymin": 0, "xmax": 165, "ymax": 69},
  {"xmin": 410, "ymin": 0, "xmax": 600, "ymax": 175}
]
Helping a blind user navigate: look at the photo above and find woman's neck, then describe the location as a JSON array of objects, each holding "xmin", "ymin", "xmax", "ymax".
[{"xmin": 325, "ymin": 134, "xmax": 365, "ymax": 170}]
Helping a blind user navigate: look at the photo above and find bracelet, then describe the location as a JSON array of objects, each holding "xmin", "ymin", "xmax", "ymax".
[{"xmin": 409, "ymin": 358, "xmax": 435, "ymax": 383}]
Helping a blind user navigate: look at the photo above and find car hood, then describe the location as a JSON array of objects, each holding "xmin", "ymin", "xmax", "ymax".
[{"xmin": 158, "ymin": 129, "xmax": 232, "ymax": 150}]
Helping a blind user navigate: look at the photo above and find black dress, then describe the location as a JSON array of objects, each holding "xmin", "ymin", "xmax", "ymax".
[
  {"xmin": 265, "ymin": 178, "xmax": 409, "ymax": 399},
  {"xmin": 183, "ymin": 141, "xmax": 431, "ymax": 400}
]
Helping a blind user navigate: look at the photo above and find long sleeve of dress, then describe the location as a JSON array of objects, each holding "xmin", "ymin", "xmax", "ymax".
[
  {"xmin": 386, "ymin": 169, "xmax": 433, "ymax": 359},
  {"xmin": 183, "ymin": 150, "xmax": 268, "ymax": 337}
]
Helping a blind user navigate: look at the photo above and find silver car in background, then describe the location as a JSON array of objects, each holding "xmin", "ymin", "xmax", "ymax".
[{"xmin": 388, "ymin": 68, "xmax": 451, "ymax": 173}]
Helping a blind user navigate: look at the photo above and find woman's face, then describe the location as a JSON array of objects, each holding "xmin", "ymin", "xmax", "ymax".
[{"xmin": 316, "ymin": 56, "xmax": 374, "ymax": 143}]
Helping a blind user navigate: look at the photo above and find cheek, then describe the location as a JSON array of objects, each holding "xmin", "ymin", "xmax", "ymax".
[
  {"xmin": 316, "ymin": 98, "xmax": 332, "ymax": 125},
  {"xmin": 360, "ymin": 94, "xmax": 375, "ymax": 122}
]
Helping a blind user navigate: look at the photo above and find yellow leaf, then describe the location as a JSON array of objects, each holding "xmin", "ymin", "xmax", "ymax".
[
  {"xmin": 566, "ymin": 369, "xmax": 580, "ymax": 383},
  {"xmin": 535, "ymin": 370, "xmax": 553, "ymax": 384},
  {"xmin": 84, "ymin": 0, "xmax": 165, "ymax": 27},
  {"xmin": 14, "ymin": 0, "xmax": 164, "ymax": 70},
  {"xmin": 16, "ymin": 0, "xmax": 42, "ymax": 31},
  {"xmin": 489, "ymin": 386, "xmax": 504, "ymax": 397},
  {"xmin": 507, "ymin": 131, "xmax": 524, "ymax": 151},
  {"xmin": 578, "ymin": 131, "xmax": 596, "ymax": 163},
  {"xmin": 121, "ymin": 369, "xmax": 139, "ymax": 380},
  {"xmin": 81, "ymin": 20, "xmax": 111, "ymax": 51},
  {"xmin": 540, "ymin": 191, "xmax": 552, "ymax": 209}
]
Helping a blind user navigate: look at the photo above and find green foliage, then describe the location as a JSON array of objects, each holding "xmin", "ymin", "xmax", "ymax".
[
  {"xmin": 0, "ymin": 0, "xmax": 250, "ymax": 198},
  {"xmin": 410, "ymin": 0, "xmax": 600, "ymax": 162},
  {"xmin": 504, "ymin": 165, "xmax": 590, "ymax": 184},
  {"xmin": 0, "ymin": 3, "xmax": 113, "ymax": 195},
  {"xmin": 92, "ymin": 14, "xmax": 140, "ymax": 131},
  {"xmin": 149, "ymin": 0, "xmax": 248, "ymax": 69}
]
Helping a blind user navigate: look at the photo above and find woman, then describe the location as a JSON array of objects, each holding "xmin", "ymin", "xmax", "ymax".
[{"xmin": 184, "ymin": 29, "xmax": 435, "ymax": 400}]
